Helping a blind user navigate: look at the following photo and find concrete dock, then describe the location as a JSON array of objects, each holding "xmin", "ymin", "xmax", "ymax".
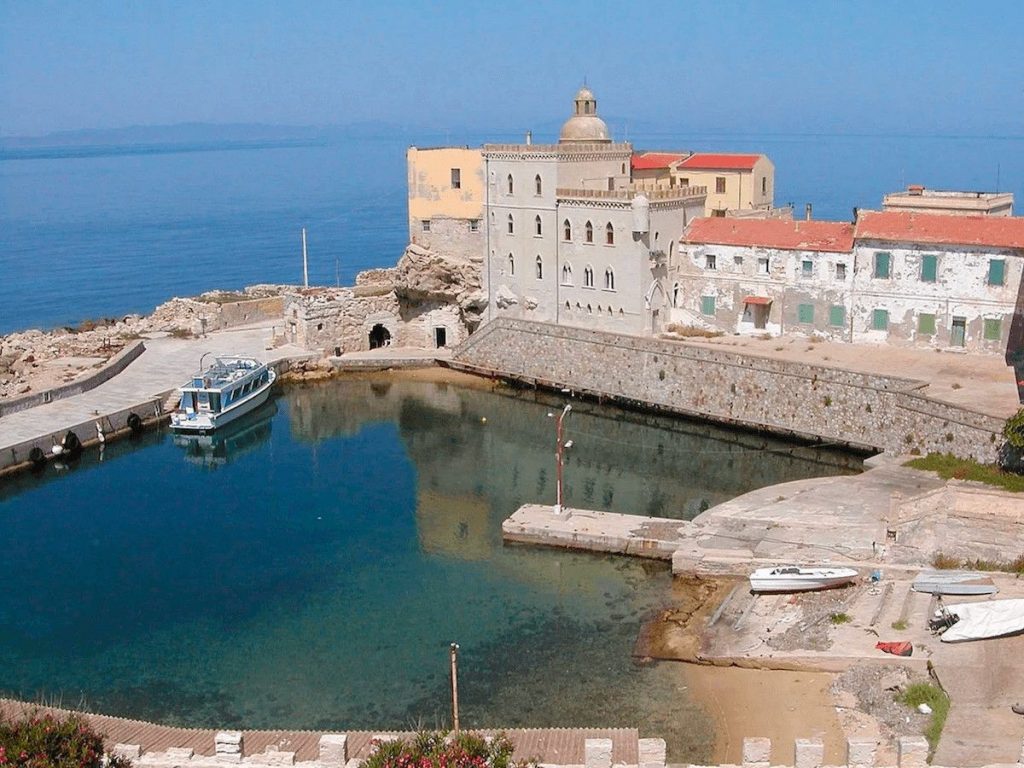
[{"xmin": 0, "ymin": 323, "xmax": 308, "ymax": 471}]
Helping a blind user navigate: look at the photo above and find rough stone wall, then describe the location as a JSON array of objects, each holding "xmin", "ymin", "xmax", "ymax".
[
  {"xmin": 453, "ymin": 318, "xmax": 1004, "ymax": 462},
  {"xmin": 409, "ymin": 217, "xmax": 482, "ymax": 267},
  {"xmin": 214, "ymin": 296, "xmax": 284, "ymax": 329},
  {"xmin": 283, "ymin": 289, "xmax": 402, "ymax": 354}
]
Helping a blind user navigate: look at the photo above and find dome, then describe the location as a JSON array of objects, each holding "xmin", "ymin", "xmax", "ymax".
[{"xmin": 559, "ymin": 85, "xmax": 612, "ymax": 144}]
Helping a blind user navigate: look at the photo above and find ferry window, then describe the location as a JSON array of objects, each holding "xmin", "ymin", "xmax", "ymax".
[{"xmin": 210, "ymin": 393, "xmax": 221, "ymax": 412}]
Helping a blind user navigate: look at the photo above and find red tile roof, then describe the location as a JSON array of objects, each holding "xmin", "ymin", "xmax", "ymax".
[
  {"xmin": 630, "ymin": 152, "xmax": 685, "ymax": 171},
  {"xmin": 855, "ymin": 210, "xmax": 1024, "ymax": 250},
  {"xmin": 681, "ymin": 218, "xmax": 854, "ymax": 253},
  {"xmin": 678, "ymin": 153, "xmax": 762, "ymax": 171}
]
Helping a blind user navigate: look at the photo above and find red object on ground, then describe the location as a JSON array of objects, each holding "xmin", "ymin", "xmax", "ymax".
[{"xmin": 876, "ymin": 641, "xmax": 913, "ymax": 657}]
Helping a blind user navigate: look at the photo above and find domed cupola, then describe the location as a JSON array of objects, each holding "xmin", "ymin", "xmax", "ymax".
[{"xmin": 559, "ymin": 85, "xmax": 611, "ymax": 143}]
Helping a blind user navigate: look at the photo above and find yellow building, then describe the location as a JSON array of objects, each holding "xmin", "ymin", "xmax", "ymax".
[
  {"xmin": 407, "ymin": 146, "xmax": 484, "ymax": 260},
  {"xmin": 670, "ymin": 153, "xmax": 774, "ymax": 217}
]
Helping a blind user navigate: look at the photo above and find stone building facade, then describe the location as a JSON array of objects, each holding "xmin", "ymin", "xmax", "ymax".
[
  {"xmin": 483, "ymin": 88, "xmax": 706, "ymax": 335},
  {"xmin": 676, "ymin": 211, "xmax": 1024, "ymax": 354},
  {"xmin": 883, "ymin": 185, "xmax": 1014, "ymax": 217}
]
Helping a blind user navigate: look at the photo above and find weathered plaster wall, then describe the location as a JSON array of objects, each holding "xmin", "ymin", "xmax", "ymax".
[
  {"xmin": 407, "ymin": 147, "xmax": 483, "ymax": 236},
  {"xmin": 452, "ymin": 318, "xmax": 1004, "ymax": 462}
]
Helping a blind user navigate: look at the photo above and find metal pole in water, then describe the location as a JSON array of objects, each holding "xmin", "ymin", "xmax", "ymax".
[
  {"xmin": 302, "ymin": 228, "xmax": 309, "ymax": 288},
  {"xmin": 449, "ymin": 643, "xmax": 460, "ymax": 733}
]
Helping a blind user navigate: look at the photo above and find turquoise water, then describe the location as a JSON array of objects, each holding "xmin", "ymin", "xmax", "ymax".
[
  {"xmin": 3, "ymin": 132, "xmax": 1023, "ymax": 333},
  {"xmin": 0, "ymin": 377, "xmax": 860, "ymax": 758}
]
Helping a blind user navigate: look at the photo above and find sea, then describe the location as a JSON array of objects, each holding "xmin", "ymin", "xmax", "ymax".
[{"xmin": 2, "ymin": 131, "xmax": 1023, "ymax": 335}]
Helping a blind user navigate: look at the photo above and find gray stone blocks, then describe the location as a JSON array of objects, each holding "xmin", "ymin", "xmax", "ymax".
[
  {"xmin": 896, "ymin": 736, "xmax": 928, "ymax": 768},
  {"xmin": 742, "ymin": 736, "xmax": 771, "ymax": 768},
  {"xmin": 794, "ymin": 738, "xmax": 824, "ymax": 768},
  {"xmin": 584, "ymin": 738, "xmax": 613, "ymax": 768},
  {"xmin": 318, "ymin": 734, "xmax": 348, "ymax": 767},
  {"xmin": 215, "ymin": 731, "xmax": 243, "ymax": 763}
]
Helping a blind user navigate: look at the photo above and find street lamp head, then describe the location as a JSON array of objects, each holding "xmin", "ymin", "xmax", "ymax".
[{"xmin": 563, "ymin": 404, "xmax": 572, "ymax": 414}]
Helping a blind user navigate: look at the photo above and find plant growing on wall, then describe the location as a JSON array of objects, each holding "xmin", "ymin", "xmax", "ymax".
[
  {"xmin": 0, "ymin": 712, "xmax": 132, "ymax": 768},
  {"xmin": 361, "ymin": 732, "xmax": 534, "ymax": 768},
  {"xmin": 1000, "ymin": 409, "xmax": 1024, "ymax": 474}
]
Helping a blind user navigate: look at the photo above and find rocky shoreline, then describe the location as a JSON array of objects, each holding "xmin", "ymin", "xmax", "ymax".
[{"xmin": 0, "ymin": 284, "xmax": 293, "ymax": 401}]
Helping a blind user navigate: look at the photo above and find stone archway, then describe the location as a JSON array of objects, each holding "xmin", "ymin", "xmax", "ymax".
[{"xmin": 369, "ymin": 324, "xmax": 392, "ymax": 349}]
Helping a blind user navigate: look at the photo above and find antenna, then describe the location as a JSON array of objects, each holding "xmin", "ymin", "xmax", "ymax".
[{"xmin": 997, "ymin": 163, "xmax": 1001, "ymax": 193}]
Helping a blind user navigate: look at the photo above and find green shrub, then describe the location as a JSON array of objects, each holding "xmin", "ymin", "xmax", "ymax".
[
  {"xmin": 891, "ymin": 619, "xmax": 908, "ymax": 631},
  {"xmin": 0, "ymin": 711, "xmax": 132, "ymax": 768},
  {"xmin": 829, "ymin": 612, "xmax": 851, "ymax": 625},
  {"xmin": 361, "ymin": 731, "xmax": 533, "ymax": 768},
  {"xmin": 899, "ymin": 682, "xmax": 949, "ymax": 755},
  {"xmin": 906, "ymin": 453, "xmax": 1024, "ymax": 493}
]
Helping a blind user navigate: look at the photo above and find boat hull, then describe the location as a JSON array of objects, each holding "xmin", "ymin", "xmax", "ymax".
[
  {"xmin": 913, "ymin": 569, "xmax": 998, "ymax": 596},
  {"xmin": 940, "ymin": 598, "xmax": 1024, "ymax": 642}
]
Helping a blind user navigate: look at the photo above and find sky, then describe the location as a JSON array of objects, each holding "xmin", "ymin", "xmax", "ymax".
[{"xmin": 2, "ymin": 0, "xmax": 1024, "ymax": 138}]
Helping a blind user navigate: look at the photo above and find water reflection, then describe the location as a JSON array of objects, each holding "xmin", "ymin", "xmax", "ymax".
[{"xmin": 172, "ymin": 400, "xmax": 277, "ymax": 469}]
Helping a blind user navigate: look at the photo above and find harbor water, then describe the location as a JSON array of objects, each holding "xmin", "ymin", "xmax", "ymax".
[{"xmin": 0, "ymin": 376, "xmax": 860, "ymax": 760}]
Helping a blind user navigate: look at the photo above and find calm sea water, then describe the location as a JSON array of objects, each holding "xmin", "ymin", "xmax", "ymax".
[
  {"xmin": 2, "ymin": 132, "xmax": 1022, "ymax": 334},
  {"xmin": 0, "ymin": 378, "xmax": 860, "ymax": 759}
]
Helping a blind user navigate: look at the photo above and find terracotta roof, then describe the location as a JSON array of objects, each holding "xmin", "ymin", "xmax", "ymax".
[
  {"xmin": 630, "ymin": 152, "xmax": 685, "ymax": 171},
  {"xmin": 681, "ymin": 217, "xmax": 854, "ymax": 253},
  {"xmin": 677, "ymin": 153, "xmax": 762, "ymax": 171},
  {"xmin": 855, "ymin": 210, "xmax": 1024, "ymax": 250}
]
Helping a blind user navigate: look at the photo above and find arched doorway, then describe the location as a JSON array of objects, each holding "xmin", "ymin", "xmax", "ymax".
[{"xmin": 369, "ymin": 324, "xmax": 391, "ymax": 349}]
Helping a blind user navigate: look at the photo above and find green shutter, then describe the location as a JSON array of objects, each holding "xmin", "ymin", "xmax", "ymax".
[
  {"xmin": 984, "ymin": 318, "xmax": 1002, "ymax": 341},
  {"xmin": 921, "ymin": 254, "xmax": 937, "ymax": 282},
  {"xmin": 874, "ymin": 252, "xmax": 891, "ymax": 279},
  {"xmin": 989, "ymin": 259, "xmax": 1006, "ymax": 286},
  {"xmin": 872, "ymin": 309, "xmax": 889, "ymax": 331},
  {"xmin": 918, "ymin": 313, "xmax": 936, "ymax": 335},
  {"xmin": 829, "ymin": 305, "xmax": 846, "ymax": 327},
  {"xmin": 798, "ymin": 303, "xmax": 814, "ymax": 324},
  {"xmin": 701, "ymin": 295, "xmax": 716, "ymax": 316}
]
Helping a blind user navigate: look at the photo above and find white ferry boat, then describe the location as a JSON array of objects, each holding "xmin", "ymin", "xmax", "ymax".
[
  {"xmin": 170, "ymin": 355, "xmax": 276, "ymax": 434},
  {"xmin": 749, "ymin": 565, "xmax": 859, "ymax": 593}
]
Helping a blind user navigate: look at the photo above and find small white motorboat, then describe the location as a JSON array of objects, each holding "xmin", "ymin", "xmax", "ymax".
[
  {"xmin": 170, "ymin": 355, "xmax": 276, "ymax": 434},
  {"xmin": 939, "ymin": 598, "xmax": 1024, "ymax": 643},
  {"xmin": 749, "ymin": 565, "xmax": 859, "ymax": 593}
]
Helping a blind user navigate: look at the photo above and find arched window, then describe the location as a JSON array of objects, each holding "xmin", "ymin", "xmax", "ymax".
[
  {"xmin": 563, "ymin": 219, "xmax": 572, "ymax": 241},
  {"xmin": 507, "ymin": 214, "xmax": 514, "ymax": 234},
  {"xmin": 604, "ymin": 268, "xmax": 615, "ymax": 290},
  {"xmin": 584, "ymin": 266, "xmax": 594, "ymax": 288},
  {"xmin": 621, "ymin": 163, "xmax": 626, "ymax": 174},
  {"xmin": 565, "ymin": 301, "xmax": 571, "ymax": 310},
  {"xmin": 587, "ymin": 304, "xmax": 593, "ymax": 314},
  {"xmin": 606, "ymin": 222, "xmax": 614, "ymax": 245},
  {"xmin": 507, "ymin": 174, "xmax": 514, "ymax": 194},
  {"xmin": 508, "ymin": 253, "xmax": 515, "ymax": 275},
  {"xmin": 585, "ymin": 221, "xmax": 594, "ymax": 243},
  {"xmin": 672, "ymin": 282, "xmax": 680, "ymax": 308},
  {"xmin": 535, "ymin": 215, "xmax": 542, "ymax": 236},
  {"xmin": 535, "ymin": 256, "xmax": 543, "ymax": 280},
  {"xmin": 561, "ymin": 263, "xmax": 573, "ymax": 285},
  {"xmin": 535, "ymin": 175, "xmax": 542, "ymax": 195}
]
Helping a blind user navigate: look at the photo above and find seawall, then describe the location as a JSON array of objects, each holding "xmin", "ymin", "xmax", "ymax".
[{"xmin": 449, "ymin": 318, "xmax": 1003, "ymax": 462}]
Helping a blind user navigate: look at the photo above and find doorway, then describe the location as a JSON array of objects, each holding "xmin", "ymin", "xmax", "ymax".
[
  {"xmin": 951, "ymin": 317, "xmax": 966, "ymax": 347},
  {"xmin": 369, "ymin": 324, "xmax": 392, "ymax": 349},
  {"xmin": 434, "ymin": 327, "xmax": 447, "ymax": 348}
]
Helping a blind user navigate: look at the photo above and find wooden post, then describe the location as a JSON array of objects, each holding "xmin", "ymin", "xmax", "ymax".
[{"xmin": 450, "ymin": 643, "xmax": 460, "ymax": 732}]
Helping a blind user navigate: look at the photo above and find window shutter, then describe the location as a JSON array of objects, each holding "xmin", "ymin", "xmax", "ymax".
[
  {"xmin": 989, "ymin": 259, "xmax": 1006, "ymax": 286},
  {"xmin": 921, "ymin": 255, "xmax": 937, "ymax": 282},
  {"xmin": 829, "ymin": 305, "xmax": 846, "ymax": 327}
]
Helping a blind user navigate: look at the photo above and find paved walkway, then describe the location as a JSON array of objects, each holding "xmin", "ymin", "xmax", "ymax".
[
  {"xmin": 680, "ymin": 333, "xmax": 1019, "ymax": 418},
  {"xmin": 0, "ymin": 324, "xmax": 306, "ymax": 450},
  {"xmin": 0, "ymin": 699, "xmax": 640, "ymax": 765}
]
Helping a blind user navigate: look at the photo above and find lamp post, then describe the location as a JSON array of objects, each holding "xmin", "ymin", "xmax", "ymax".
[{"xmin": 548, "ymin": 404, "xmax": 573, "ymax": 517}]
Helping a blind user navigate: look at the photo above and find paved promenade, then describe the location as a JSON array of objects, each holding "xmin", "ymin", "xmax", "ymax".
[{"xmin": 0, "ymin": 323, "xmax": 306, "ymax": 452}]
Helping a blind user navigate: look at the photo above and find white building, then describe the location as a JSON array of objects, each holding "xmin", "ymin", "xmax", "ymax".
[{"xmin": 483, "ymin": 87, "xmax": 706, "ymax": 335}]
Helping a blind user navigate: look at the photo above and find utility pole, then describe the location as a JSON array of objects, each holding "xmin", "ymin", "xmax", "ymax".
[
  {"xmin": 549, "ymin": 404, "xmax": 573, "ymax": 516},
  {"xmin": 302, "ymin": 227, "xmax": 309, "ymax": 288},
  {"xmin": 449, "ymin": 643, "xmax": 460, "ymax": 733}
]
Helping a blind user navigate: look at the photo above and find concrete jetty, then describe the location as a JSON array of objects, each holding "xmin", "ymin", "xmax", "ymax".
[{"xmin": 0, "ymin": 323, "xmax": 309, "ymax": 473}]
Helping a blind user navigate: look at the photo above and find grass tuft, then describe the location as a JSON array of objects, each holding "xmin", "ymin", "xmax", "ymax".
[
  {"xmin": 906, "ymin": 453, "xmax": 1024, "ymax": 493},
  {"xmin": 829, "ymin": 612, "xmax": 852, "ymax": 625},
  {"xmin": 899, "ymin": 682, "xmax": 950, "ymax": 755}
]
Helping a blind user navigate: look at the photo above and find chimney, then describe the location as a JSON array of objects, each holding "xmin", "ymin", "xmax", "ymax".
[
  {"xmin": 805, "ymin": 203, "xmax": 812, "ymax": 221},
  {"xmin": 525, "ymin": 131, "xmax": 532, "ymax": 145}
]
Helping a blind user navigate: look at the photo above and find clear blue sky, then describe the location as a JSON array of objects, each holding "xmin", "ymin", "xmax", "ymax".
[{"xmin": 2, "ymin": 0, "xmax": 1022, "ymax": 137}]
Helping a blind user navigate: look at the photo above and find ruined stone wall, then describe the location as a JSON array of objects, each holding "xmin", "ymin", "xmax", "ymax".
[
  {"xmin": 409, "ymin": 217, "xmax": 482, "ymax": 267},
  {"xmin": 214, "ymin": 296, "xmax": 284, "ymax": 329},
  {"xmin": 284, "ymin": 289, "xmax": 402, "ymax": 355},
  {"xmin": 452, "ymin": 319, "xmax": 1004, "ymax": 462}
]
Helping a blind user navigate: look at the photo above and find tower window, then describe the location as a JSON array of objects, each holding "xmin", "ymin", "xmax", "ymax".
[
  {"xmin": 508, "ymin": 253, "xmax": 514, "ymax": 275},
  {"xmin": 604, "ymin": 268, "xmax": 615, "ymax": 291},
  {"xmin": 605, "ymin": 222, "xmax": 614, "ymax": 245},
  {"xmin": 507, "ymin": 214, "xmax": 514, "ymax": 234},
  {"xmin": 585, "ymin": 221, "xmax": 594, "ymax": 243},
  {"xmin": 507, "ymin": 174, "xmax": 514, "ymax": 194},
  {"xmin": 563, "ymin": 219, "xmax": 572, "ymax": 241},
  {"xmin": 535, "ymin": 215, "xmax": 542, "ymax": 236},
  {"xmin": 584, "ymin": 266, "xmax": 594, "ymax": 288},
  {"xmin": 535, "ymin": 175, "xmax": 542, "ymax": 195},
  {"xmin": 535, "ymin": 256, "xmax": 543, "ymax": 280},
  {"xmin": 561, "ymin": 264, "xmax": 573, "ymax": 285}
]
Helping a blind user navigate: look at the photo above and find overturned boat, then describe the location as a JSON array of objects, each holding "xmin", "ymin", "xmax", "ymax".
[
  {"xmin": 749, "ymin": 565, "xmax": 859, "ymax": 593},
  {"xmin": 913, "ymin": 569, "xmax": 998, "ymax": 596},
  {"xmin": 940, "ymin": 598, "xmax": 1024, "ymax": 642}
]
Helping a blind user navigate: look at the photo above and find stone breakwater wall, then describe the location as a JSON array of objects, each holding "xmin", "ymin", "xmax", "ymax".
[
  {"xmin": 452, "ymin": 319, "xmax": 1003, "ymax": 462},
  {"xmin": 0, "ymin": 340, "xmax": 145, "ymax": 418}
]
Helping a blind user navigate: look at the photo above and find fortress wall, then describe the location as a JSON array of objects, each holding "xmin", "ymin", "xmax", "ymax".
[{"xmin": 452, "ymin": 319, "xmax": 1003, "ymax": 462}]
